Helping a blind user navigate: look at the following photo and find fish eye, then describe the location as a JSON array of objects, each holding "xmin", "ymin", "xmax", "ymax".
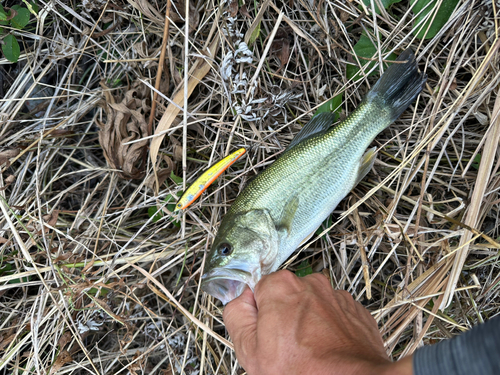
[{"xmin": 218, "ymin": 243, "xmax": 233, "ymax": 256}]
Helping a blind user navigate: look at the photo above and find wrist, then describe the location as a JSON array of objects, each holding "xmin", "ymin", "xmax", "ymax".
[{"xmin": 379, "ymin": 356, "xmax": 413, "ymax": 375}]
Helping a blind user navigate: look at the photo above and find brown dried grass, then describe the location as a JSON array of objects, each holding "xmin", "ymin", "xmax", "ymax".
[{"xmin": 0, "ymin": 0, "xmax": 499, "ymax": 373}]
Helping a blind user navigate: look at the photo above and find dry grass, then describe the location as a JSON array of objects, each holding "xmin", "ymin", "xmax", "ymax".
[{"xmin": 0, "ymin": 0, "xmax": 499, "ymax": 373}]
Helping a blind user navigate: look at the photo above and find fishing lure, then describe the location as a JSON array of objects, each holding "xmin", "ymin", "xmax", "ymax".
[{"xmin": 175, "ymin": 148, "xmax": 246, "ymax": 211}]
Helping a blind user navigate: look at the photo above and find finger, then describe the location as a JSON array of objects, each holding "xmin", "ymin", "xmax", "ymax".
[
  {"xmin": 254, "ymin": 270, "xmax": 303, "ymax": 308},
  {"xmin": 254, "ymin": 270, "xmax": 297, "ymax": 293},
  {"xmin": 223, "ymin": 286, "xmax": 258, "ymax": 363}
]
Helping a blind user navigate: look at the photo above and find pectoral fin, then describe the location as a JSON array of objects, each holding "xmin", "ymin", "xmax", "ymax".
[
  {"xmin": 355, "ymin": 147, "xmax": 377, "ymax": 186},
  {"xmin": 276, "ymin": 195, "xmax": 299, "ymax": 235},
  {"xmin": 287, "ymin": 113, "xmax": 337, "ymax": 150}
]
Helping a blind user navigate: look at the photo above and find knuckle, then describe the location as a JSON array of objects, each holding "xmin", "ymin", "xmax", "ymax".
[
  {"xmin": 332, "ymin": 290, "xmax": 355, "ymax": 309},
  {"xmin": 337, "ymin": 289, "xmax": 353, "ymax": 300},
  {"xmin": 275, "ymin": 269, "xmax": 297, "ymax": 282},
  {"xmin": 304, "ymin": 273, "xmax": 332, "ymax": 293},
  {"xmin": 307, "ymin": 272, "xmax": 330, "ymax": 285},
  {"xmin": 257, "ymin": 270, "xmax": 297, "ymax": 294}
]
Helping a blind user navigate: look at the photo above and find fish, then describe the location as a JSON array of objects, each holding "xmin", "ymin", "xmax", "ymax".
[{"xmin": 201, "ymin": 49, "xmax": 427, "ymax": 304}]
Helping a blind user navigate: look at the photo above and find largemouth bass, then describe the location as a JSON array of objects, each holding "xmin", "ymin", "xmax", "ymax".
[{"xmin": 202, "ymin": 49, "xmax": 427, "ymax": 304}]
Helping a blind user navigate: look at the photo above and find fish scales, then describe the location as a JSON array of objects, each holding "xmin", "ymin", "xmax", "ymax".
[
  {"xmin": 202, "ymin": 48, "xmax": 427, "ymax": 304},
  {"xmin": 231, "ymin": 101, "xmax": 390, "ymax": 264}
]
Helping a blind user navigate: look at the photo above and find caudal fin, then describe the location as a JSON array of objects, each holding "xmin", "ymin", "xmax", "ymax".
[{"xmin": 367, "ymin": 49, "xmax": 427, "ymax": 122}]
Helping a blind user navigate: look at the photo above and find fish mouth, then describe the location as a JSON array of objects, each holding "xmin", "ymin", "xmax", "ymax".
[{"xmin": 201, "ymin": 268, "xmax": 255, "ymax": 305}]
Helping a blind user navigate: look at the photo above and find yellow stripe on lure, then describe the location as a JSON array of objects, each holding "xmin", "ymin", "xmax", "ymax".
[{"xmin": 174, "ymin": 148, "xmax": 246, "ymax": 211}]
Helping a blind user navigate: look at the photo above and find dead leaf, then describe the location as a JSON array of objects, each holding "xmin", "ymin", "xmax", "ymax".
[
  {"xmin": 159, "ymin": 367, "xmax": 173, "ymax": 375},
  {"xmin": 228, "ymin": 0, "xmax": 238, "ymax": 17},
  {"xmin": 133, "ymin": 41, "xmax": 148, "ymax": 58},
  {"xmin": 269, "ymin": 2, "xmax": 324, "ymax": 69},
  {"xmin": 58, "ymin": 332, "xmax": 73, "ymax": 350},
  {"xmin": 49, "ymin": 350, "xmax": 72, "ymax": 375},
  {"xmin": 127, "ymin": 0, "xmax": 164, "ymax": 25},
  {"xmin": 240, "ymin": 4, "xmax": 251, "ymax": 18},
  {"xmin": 173, "ymin": 144, "xmax": 183, "ymax": 162},
  {"xmin": 340, "ymin": 9, "xmax": 350, "ymax": 23},
  {"xmin": 0, "ymin": 333, "xmax": 16, "ymax": 351},
  {"xmin": 171, "ymin": 0, "xmax": 199, "ymax": 33},
  {"xmin": 97, "ymin": 82, "xmax": 150, "ymax": 180},
  {"xmin": 449, "ymin": 77, "xmax": 458, "ymax": 91},
  {"xmin": 270, "ymin": 27, "xmax": 293, "ymax": 73},
  {"xmin": 244, "ymin": 0, "xmax": 270, "ymax": 45},
  {"xmin": 133, "ymin": 41, "xmax": 161, "ymax": 60},
  {"xmin": 0, "ymin": 175, "xmax": 15, "ymax": 191},
  {"xmin": 128, "ymin": 0, "xmax": 199, "ymax": 33},
  {"xmin": 53, "ymin": 252, "xmax": 73, "ymax": 262},
  {"xmin": 118, "ymin": 321, "xmax": 135, "ymax": 350},
  {"xmin": 81, "ymin": 258, "xmax": 95, "ymax": 274},
  {"xmin": 169, "ymin": 134, "xmax": 183, "ymax": 161},
  {"xmin": 145, "ymin": 154, "xmax": 175, "ymax": 190},
  {"xmin": 3, "ymin": 7, "xmax": 18, "ymax": 21},
  {"xmin": 145, "ymin": 167, "xmax": 174, "ymax": 190},
  {"xmin": 0, "ymin": 237, "xmax": 9, "ymax": 244},
  {"xmin": 163, "ymin": 154, "xmax": 175, "ymax": 170},
  {"xmin": 94, "ymin": 298, "xmax": 128, "ymax": 326},
  {"xmin": 94, "ymin": 279, "xmax": 125, "ymax": 289},
  {"xmin": 127, "ymin": 351, "xmax": 145, "ymax": 375},
  {"xmin": 42, "ymin": 210, "xmax": 59, "ymax": 233},
  {"xmin": 0, "ymin": 149, "xmax": 20, "ymax": 168}
]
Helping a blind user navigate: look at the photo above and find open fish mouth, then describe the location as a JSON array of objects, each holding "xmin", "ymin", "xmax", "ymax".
[{"xmin": 201, "ymin": 268, "xmax": 254, "ymax": 305}]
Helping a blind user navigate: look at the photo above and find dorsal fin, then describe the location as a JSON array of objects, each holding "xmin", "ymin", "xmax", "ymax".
[{"xmin": 287, "ymin": 112, "xmax": 337, "ymax": 150}]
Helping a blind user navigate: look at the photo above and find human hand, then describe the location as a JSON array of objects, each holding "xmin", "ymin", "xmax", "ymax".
[{"xmin": 223, "ymin": 270, "xmax": 412, "ymax": 375}]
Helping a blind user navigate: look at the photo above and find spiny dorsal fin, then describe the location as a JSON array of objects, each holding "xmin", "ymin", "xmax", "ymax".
[{"xmin": 287, "ymin": 113, "xmax": 338, "ymax": 150}]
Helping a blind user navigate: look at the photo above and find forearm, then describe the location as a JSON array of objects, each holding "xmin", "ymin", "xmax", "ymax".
[
  {"xmin": 378, "ymin": 316, "xmax": 500, "ymax": 375},
  {"xmin": 412, "ymin": 316, "xmax": 500, "ymax": 375}
]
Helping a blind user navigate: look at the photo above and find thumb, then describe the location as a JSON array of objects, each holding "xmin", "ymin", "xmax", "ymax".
[{"xmin": 223, "ymin": 286, "xmax": 258, "ymax": 366}]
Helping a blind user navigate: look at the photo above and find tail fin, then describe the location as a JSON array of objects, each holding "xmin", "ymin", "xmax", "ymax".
[{"xmin": 367, "ymin": 49, "xmax": 427, "ymax": 121}]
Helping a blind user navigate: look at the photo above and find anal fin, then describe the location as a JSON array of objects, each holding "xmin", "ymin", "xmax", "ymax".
[
  {"xmin": 355, "ymin": 147, "xmax": 377, "ymax": 186},
  {"xmin": 299, "ymin": 229, "xmax": 316, "ymax": 246}
]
